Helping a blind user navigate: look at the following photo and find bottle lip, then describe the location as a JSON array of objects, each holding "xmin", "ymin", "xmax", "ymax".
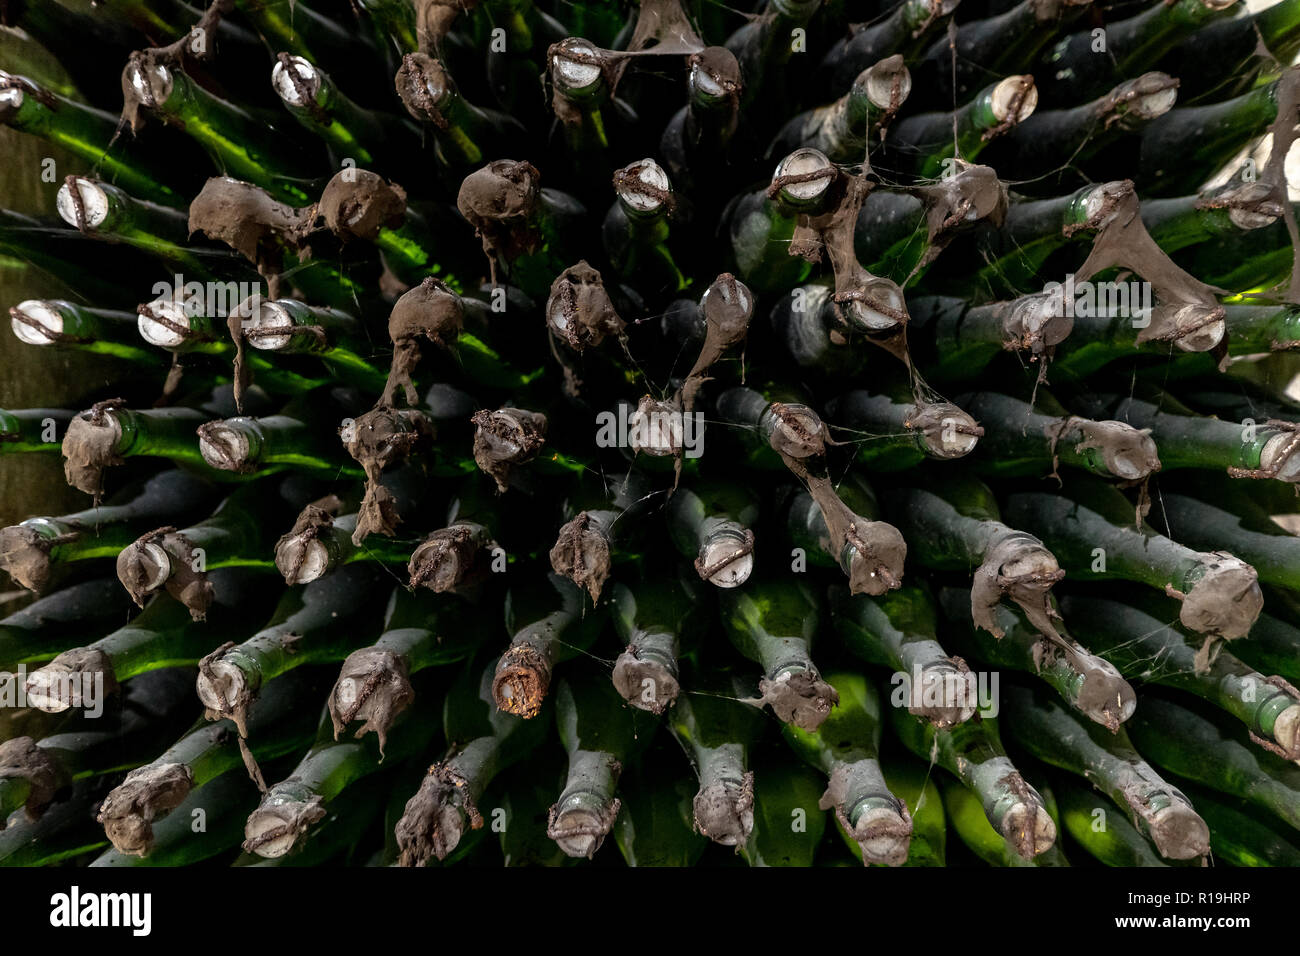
[
  {"xmin": 989, "ymin": 75, "xmax": 1038, "ymax": 124},
  {"xmin": 199, "ymin": 420, "xmax": 254, "ymax": 470},
  {"xmin": 241, "ymin": 299, "xmax": 294, "ymax": 351},
  {"xmin": 1169, "ymin": 303, "xmax": 1226, "ymax": 353},
  {"xmin": 772, "ymin": 148, "xmax": 835, "ymax": 205},
  {"xmin": 1261, "ymin": 431, "xmax": 1300, "ymax": 482},
  {"xmin": 271, "ymin": 55, "xmax": 321, "ymax": 107},
  {"xmin": 55, "ymin": 177, "xmax": 110, "ymax": 230},
  {"xmin": 137, "ymin": 295, "xmax": 193, "ymax": 348},
  {"xmin": 615, "ymin": 159, "xmax": 671, "ymax": 214},
  {"xmin": 841, "ymin": 278, "xmax": 906, "ymax": 333},
  {"xmin": 551, "ymin": 38, "xmax": 604, "ymax": 94},
  {"xmin": 698, "ymin": 529, "xmax": 754, "ymax": 588},
  {"xmin": 126, "ymin": 58, "xmax": 174, "ymax": 107},
  {"xmin": 859, "ymin": 56, "xmax": 911, "ymax": 110},
  {"xmin": 0, "ymin": 72, "xmax": 24, "ymax": 112},
  {"xmin": 10, "ymin": 299, "xmax": 64, "ymax": 346}
]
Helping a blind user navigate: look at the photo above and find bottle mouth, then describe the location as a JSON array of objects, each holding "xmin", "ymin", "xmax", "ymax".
[
  {"xmin": 1219, "ymin": 183, "xmax": 1283, "ymax": 230},
  {"xmin": 698, "ymin": 529, "xmax": 754, "ymax": 588},
  {"xmin": 275, "ymin": 535, "xmax": 331, "ymax": 584},
  {"xmin": 10, "ymin": 300, "xmax": 64, "ymax": 346},
  {"xmin": 1106, "ymin": 438, "xmax": 1157, "ymax": 480},
  {"xmin": 689, "ymin": 61, "xmax": 726, "ymax": 99},
  {"xmin": 773, "ymin": 147, "xmax": 835, "ymax": 205},
  {"xmin": 628, "ymin": 397, "xmax": 684, "ymax": 457},
  {"xmin": 0, "ymin": 73, "xmax": 24, "ymax": 114},
  {"xmin": 126, "ymin": 59, "xmax": 174, "ymax": 107},
  {"xmin": 615, "ymin": 159, "xmax": 671, "ymax": 214},
  {"xmin": 137, "ymin": 295, "xmax": 193, "ymax": 348},
  {"xmin": 999, "ymin": 545, "xmax": 1060, "ymax": 583},
  {"xmin": 270, "ymin": 55, "xmax": 321, "ymax": 107},
  {"xmin": 240, "ymin": 298, "xmax": 295, "ymax": 351},
  {"xmin": 844, "ymin": 279, "xmax": 906, "ymax": 332},
  {"xmin": 1079, "ymin": 181, "xmax": 1128, "ymax": 230},
  {"xmin": 701, "ymin": 274, "xmax": 753, "ymax": 322},
  {"xmin": 199, "ymin": 420, "xmax": 254, "ymax": 470},
  {"xmin": 549, "ymin": 791, "xmax": 615, "ymax": 859},
  {"xmin": 861, "ymin": 56, "xmax": 911, "ymax": 109},
  {"xmin": 195, "ymin": 658, "xmax": 248, "ymax": 712},
  {"xmin": 1010, "ymin": 292, "xmax": 1073, "ymax": 348},
  {"xmin": 55, "ymin": 177, "xmax": 109, "ymax": 230},
  {"xmin": 989, "ymin": 76, "xmax": 1038, "ymax": 124},
  {"xmin": 1169, "ymin": 304, "xmax": 1226, "ymax": 353},
  {"xmin": 998, "ymin": 797, "xmax": 1057, "ymax": 859},
  {"xmin": 1122, "ymin": 73, "xmax": 1179, "ymax": 120},
  {"xmin": 1261, "ymin": 431, "xmax": 1300, "ymax": 482},
  {"xmin": 551, "ymin": 39, "xmax": 603, "ymax": 94},
  {"xmin": 910, "ymin": 403, "xmax": 981, "ymax": 458}
]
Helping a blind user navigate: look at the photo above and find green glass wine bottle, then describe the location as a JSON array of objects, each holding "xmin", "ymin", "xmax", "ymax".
[
  {"xmin": 883, "ymin": 75, "xmax": 1038, "ymax": 179},
  {"xmin": 1000, "ymin": 474, "xmax": 1264, "ymax": 640},
  {"xmin": 825, "ymin": 389, "xmax": 983, "ymax": 471},
  {"xmin": 492, "ymin": 572, "xmax": 607, "ymax": 719},
  {"xmin": 1159, "ymin": 0, "xmax": 1300, "ymax": 99},
  {"xmin": 783, "ymin": 671, "xmax": 914, "ymax": 866},
  {"xmin": 9, "ymin": 299, "xmax": 166, "ymax": 370},
  {"xmin": 1004, "ymin": 73, "xmax": 1179, "ymax": 185},
  {"xmin": 667, "ymin": 673, "xmax": 764, "ymax": 846},
  {"xmin": 394, "ymin": 54, "xmax": 526, "ymax": 174},
  {"xmin": 717, "ymin": 576, "xmax": 839, "ymax": 732},
  {"xmin": 0, "ymin": 407, "xmax": 70, "ymax": 456},
  {"xmin": 271, "ymin": 54, "xmax": 422, "ymax": 171},
  {"xmin": 1139, "ymin": 67, "xmax": 1298, "ymax": 195},
  {"xmin": 666, "ymin": 478, "xmax": 759, "ymax": 588},
  {"xmin": 1039, "ymin": 0, "xmax": 1241, "ymax": 106},
  {"xmin": 1127, "ymin": 692, "xmax": 1300, "ymax": 834},
  {"xmin": 830, "ymin": 583, "xmax": 979, "ymax": 728},
  {"xmin": 818, "ymin": 0, "xmax": 960, "ymax": 98},
  {"xmin": 768, "ymin": 56, "xmax": 911, "ymax": 165},
  {"xmin": 912, "ymin": 0, "xmax": 1092, "ymax": 108},
  {"xmin": 54, "ymin": 176, "xmax": 237, "ymax": 279},
  {"xmin": 1002, "ymin": 682, "xmax": 1210, "ymax": 860},
  {"xmin": 958, "ymin": 388, "xmax": 1161, "ymax": 481},
  {"xmin": 882, "ymin": 470, "xmax": 1064, "ymax": 637},
  {"xmin": 548, "ymin": 669, "xmax": 647, "ymax": 859},
  {"xmin": 1066, "ymin": 387, "xmax": 1300, "ymax": 482},
  {"xmin": 602, "ymin": 158, "xmax": 689, "ymax": 296},
  {"xmin": 940, "ymin": 776, "xmax": 1070, "ymax": 867},
  {"xmin": 890, "ymin": 705, "xmax": 1057, "ymax": 859},
  {"xmin": 394, "ymin": 655, "xmax": 548, "ymax": 866},
  {"xmin": 326, "ymin": 586, "xmax": 484, "ymax": 749}
]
